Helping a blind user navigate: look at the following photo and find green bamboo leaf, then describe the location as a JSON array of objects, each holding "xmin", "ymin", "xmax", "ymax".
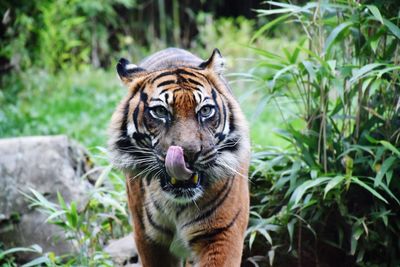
[
  {"xmin": 57, "ymin": 191, "xmax": 67, "ymax": 210},
  {"xmin": 26, "ymin": 188, "xmax": 57, "ymax": 212},
  {"xmin": 350, "ymin": 226, "xmax": 364, "ymax": 255},
  {"xmin": 366, "ymin": 5, "xmax": 383, "ymax": 23},
  {"xmin": 376, "ymin": 179, "xmax": 400, "ymax": 205},
  {"xmin": 349, "ymin": 63, "xmax": 383, "ymax": 84},
  {"xmin": 268, "ymin": 249, "xmax": 275, "ymax": 266},
  {"xmin": 289, "ymin": 177, "xmax": 330, "ymax": 208},
  {"xmin": 272, "ymin": 65, "xmax": 295, "ymax": 89},
  {"xmin": 68, "ymin": 201, "xmax": 78, "ymax": 228},
  {"xmin": 252, "ymin": 94, "xmax": 274, "ymax": 122},
  {"xmin": 351, "ymin": 177, "xmax": 388, "ymax": 204},
  {"xmin": 0, "ymin": 245, "xmax": 42, "ymax": 258},
  {"xmin": 251, "ymin": 14, "xmax": 291, "ymax": 43},
  {"xmin": 21, "ymin": 256, "xmax": 51, "ymax": 267},
  {"xmin": 245, "ymin": 46, "xmax": 283, "ymax": 61},
  {"xmin": 302, "ymin": 60, "xmax": 316, "ymax": 81},
  {"xmin": 323, "ymin": 21, "xmax": 353, "ymax": 55},
  {"xmin": 45, "ymin": 210, "xmax": 67, "ymax": 222},
  {"xmin": 377, "ymin": 66, "xmax": 400, "ymax": 77},
  {"xmin": 379, "ymin": 140, "xmax": 400, "ymax": 157},
  {"xmin": 95, "ymin": 165, "xmax": 113, "ymax": 188},
  {"xmin": 324, "ymin": 175, "xmax": 345, "ymax": 198},
  {"xmin": 382, "ymin": 18, "xmax": 400, "ymax": 39},
  {"xmin": 287, "ymin": 219, "xmax": 296, "ymax": 250},
  {"xmin": 255, "ymin": 1, "xmax": 308, "ymax": 16},
  {"xmin": 374, "ymin": 156, "xmax": 396, "ymax": 187},
  {"xmin": 257, "ymin": 228, "xmax": 273, "ymax": 245},
  {"xmin": 290, "ymin": 37, "xmax": 307, "ymax": 63},
  {"xmin": 249, "ymin": 231, "xmax": 256, "ymax": 250}
]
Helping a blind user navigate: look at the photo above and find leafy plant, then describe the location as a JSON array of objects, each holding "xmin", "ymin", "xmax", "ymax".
[
  {"xmin": 0, "ymin": 150, "xmax": 129, "ymax": 266},
  {"xmin": 245, "ymin": 1, "xmax": 400, "ymax": 266}
]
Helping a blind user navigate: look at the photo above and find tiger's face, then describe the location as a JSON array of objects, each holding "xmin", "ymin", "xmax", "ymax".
[{"xmin": 109, "ymin": 49, "xmax": 249, "ymax": 202}]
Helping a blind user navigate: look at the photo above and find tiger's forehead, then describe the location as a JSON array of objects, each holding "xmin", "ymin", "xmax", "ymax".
[{"xmin": 143, "ymin": 67, "xmax": 213, "ymax": 106}]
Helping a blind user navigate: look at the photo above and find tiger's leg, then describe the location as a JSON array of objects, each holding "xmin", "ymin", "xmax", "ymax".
[
  {"xmin": 196, "ymin": 240, "xmax": 244, "ymax": 267},
  {"xmin": 190, "ymin": 180, "xmax": 249, "ymax": 267},
  {"xmin": 191, "ymin": 217, "xmax": 247, "ymax": 267},
  {"xmin": 133, "ymin": 231, "xmax": 181, "ymax": 267},
  {"xmin": 127, "ymin": 178, "xmax": 181, "ymax": 267}
]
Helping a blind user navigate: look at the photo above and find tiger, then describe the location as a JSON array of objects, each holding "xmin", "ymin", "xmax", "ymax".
[{"xmin": 108, "ymin": 48, "xmax": 250, "ymax": 267}]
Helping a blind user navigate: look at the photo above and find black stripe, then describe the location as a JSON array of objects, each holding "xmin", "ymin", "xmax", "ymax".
[
  {"xmin": 131, "ymin": 88, "xmax": 147, "ymax": 134},
  {"xmin": 188, "ymin": 208, "xmax": 242, "ymax": 245},
  {"xmin": 200, "ymin": 153, "xmax": 217, "ymax": 164},
  {"xmin": 218, "ymin": 136, "xmax": 240, "ymax": 153},
  {"xmin": 160, "ymin": 88, "xmax": 170, "ymax": 94},
  {"xmin": 195, "ymin": 92, "xmax": 203, "ymax": 103},
  {"xmin": 182, "ymin": 178, "xmax": 234, "ymax": 228},
  {"xmin": 158, "ymin": 80, "xmax": 176, "ymax": 87},
  {"xmin": 116, "ymin": 84, "xmax": 152, "ymax": 153},
  {"xmin": 175, "ymin": 203, "xmax": 190, "ymax": 218},
  {"xmin": 211, "ymin": 89, "xmax": 221, "ymax": 128},
  {"xmin": 215, "ymin": 133, "xmax": 226, "ymax": 144},
  {"xmin": 145, "ymin": 206, "xmax": 173, "ymax": 237},
  {"xmin": 132, "ymin": 105, "xmax": 139, "ymax": 131},
  {"xmin": 201, "ymin": 178, "xmax": 232, "ymax": 209},
  {"xmin": 150, "ymin": 196, "xmax": 163, "ymax": 213},
  {"xmin": 140, "ymin": 91, "xmax": 148, "ymax": 102},
  {"xmin": 221, "ymin": 98, "xmax": 227, "ymax": 133},
  {"xmin": 139, "ymin": 178, "xmax": 145, "ymax": 194},
  {"xmin": 187, "ymin": 78, "xmax": 203, "ymax": 87},
  {"xmin": 152, "ymin": 138, "xmax": 159, "ymax": 148},
  {"xmin": 150, "ymin": 98, "xmax": 164, "ymax": 103},
  {"xmin": 120, "ymin": 91, "xmax": 136, "ymax": 133},
  {"xmin": 151, "ymin": 71, "xmax": 175, "ymax": 82},
  {"xmin": 131, "ymin": 132, "xmax": 151, "ymax": 147},
  {"xmin": 200, "ymin": 147, "xmax": 215, "ymax": 158},
  {"xmin": 116, "ymin": 136, "xmax": 151, "ymax": 157},
  {"xmin": 135, "ymin": 207, "xmax": 145, "ymax": 230},
  {"xmin": 227, "ymin": 102, "xmax": 236, "ymax": 133},
  {"xmin": 176, "ymin": 68, "xmax": 207, "ymax": 80}
]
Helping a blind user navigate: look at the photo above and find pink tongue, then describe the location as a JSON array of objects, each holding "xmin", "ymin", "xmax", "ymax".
[{"xmin": 165, "ymin": 146, "xmax": 193, "ymax": 181}]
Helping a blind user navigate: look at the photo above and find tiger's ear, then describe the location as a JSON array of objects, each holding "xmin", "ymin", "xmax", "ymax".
[
  {"xmin": 199, "ymin": 48, "xmax": 225, "ymax": 75},
  {"xmin": 116, "ymin": 58, "xmax": 146, "ymax": 84}
]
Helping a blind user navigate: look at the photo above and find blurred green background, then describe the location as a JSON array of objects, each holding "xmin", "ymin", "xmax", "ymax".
[
  {"xmin": 1, "ymin": 0, "xmax": 400, "ymax": 266},
  {"xmin": 0, "ymin": 0, "xmax": 290, "ymax": 150}
]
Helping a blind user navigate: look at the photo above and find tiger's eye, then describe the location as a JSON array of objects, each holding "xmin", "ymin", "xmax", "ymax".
[
  {"xmin": 199, "ymin": 105, "xmax": 215, "ymax": 118},
  {"xmin": 152, "ymin": 106, "xmax": 169, "ymax": 118}
]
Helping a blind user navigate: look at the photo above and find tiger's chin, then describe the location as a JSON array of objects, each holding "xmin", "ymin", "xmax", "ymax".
[{"xmin": 160, "ymin": 172, "xmax": 205, "ymax": 203}]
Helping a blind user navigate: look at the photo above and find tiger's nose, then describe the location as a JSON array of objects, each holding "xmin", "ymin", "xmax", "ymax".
[{"xmin": 181, "ymin": 143, "xmax": 202, "ymax": 166}]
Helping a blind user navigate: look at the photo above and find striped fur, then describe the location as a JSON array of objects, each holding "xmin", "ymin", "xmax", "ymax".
[{"xmin": 108, "ymin": 48, "xmax": 250, "ymax": 267}]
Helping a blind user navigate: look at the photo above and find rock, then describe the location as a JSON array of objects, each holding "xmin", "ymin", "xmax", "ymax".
[
  {"xmin": 104, "ymin": 234, "xmax": 140, "ymax": 267},
  {"xmin": 0, "ymin": 135, "xmax": 94, "ymax": 260}
]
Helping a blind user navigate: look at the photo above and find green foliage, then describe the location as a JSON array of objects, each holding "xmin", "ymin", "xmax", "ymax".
[
  {"xmin": 0, "ymin": 68, "xmax": 123, "ymax": 148},
  {"xmin": 0, "ymin": 0, "xmax": 135, "ymax": 72},
  {"xmin": 246, "ymin": 1, "xmax": 400, "ymax": 266},
  {"xmin": 0, "ymin": 154, "xmax": 129, "ymax": 266}
]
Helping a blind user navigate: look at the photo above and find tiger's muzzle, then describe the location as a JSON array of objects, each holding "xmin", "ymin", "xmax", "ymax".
[{"xmin": 164, "ymin": 145, "xmax": 202, "ymax": 188}]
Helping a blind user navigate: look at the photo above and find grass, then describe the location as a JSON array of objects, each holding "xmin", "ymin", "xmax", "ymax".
[{"xmin": 0, "ymin": 68, "xmax": 123, "ymax": 150}]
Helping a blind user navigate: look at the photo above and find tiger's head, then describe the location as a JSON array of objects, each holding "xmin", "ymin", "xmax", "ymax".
[{"xmin": 108, "ymin": 48, "xmax": 250, "ymax": 202}]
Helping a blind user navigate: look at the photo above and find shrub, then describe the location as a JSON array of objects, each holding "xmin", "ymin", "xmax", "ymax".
[{"xmin": 245, "ymin": 1, "xmax": 400, "ymax": 266}]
